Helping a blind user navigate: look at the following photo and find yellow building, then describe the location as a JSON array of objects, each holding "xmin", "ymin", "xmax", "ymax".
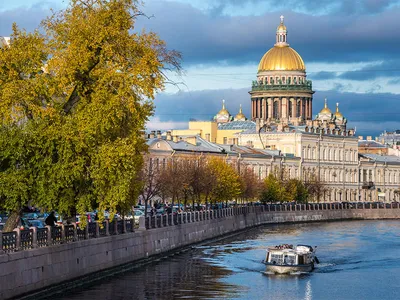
[{"xmin": 171, "ymin": 100, "xmax": 255, "ymax": 144}]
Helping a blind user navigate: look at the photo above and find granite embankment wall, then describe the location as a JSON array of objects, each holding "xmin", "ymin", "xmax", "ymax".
[{"xmin": 1, "ymin": 204, "xmax": 400, "ymax": 299}]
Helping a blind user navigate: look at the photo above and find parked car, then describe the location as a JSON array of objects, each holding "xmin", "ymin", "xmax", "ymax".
[
  {"xmin": 23, "ymin": 213, "xmax": 39, "ymax": 220},
  {"xmin": 28, "ymin": 219, "xmax": 46, "ymax": 228},
  {"xmin": 134, "ymin": 210, "xmax": 145, "ymax": 224}
]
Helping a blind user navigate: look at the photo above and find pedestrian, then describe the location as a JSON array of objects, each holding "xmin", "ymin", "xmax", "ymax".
[{"xmin": 45, "ymin": 211, "xmax": 58, "ymax": 227}]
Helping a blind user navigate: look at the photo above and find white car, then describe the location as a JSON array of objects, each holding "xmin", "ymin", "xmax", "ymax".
[{"xmin": 134, "ymin": 210, "xmax": 145, "ymax": 224}]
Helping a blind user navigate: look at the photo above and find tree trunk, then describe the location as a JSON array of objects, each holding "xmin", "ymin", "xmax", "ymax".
[{"xmin": 3, "ymin": 210, "xmax": 21, "ymax": 232}]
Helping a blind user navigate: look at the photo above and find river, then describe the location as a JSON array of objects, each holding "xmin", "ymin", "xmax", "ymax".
[{"xmin": 53, "ymin": 220, "xmax": 400, "ymax": 300}]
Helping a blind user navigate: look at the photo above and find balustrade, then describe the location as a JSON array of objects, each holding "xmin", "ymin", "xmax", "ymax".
[{"xmin": 1, "ymin": 203, "xmax": 399, "ymax": 255}]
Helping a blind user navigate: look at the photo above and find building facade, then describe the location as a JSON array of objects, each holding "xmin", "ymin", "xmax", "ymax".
[{"xmin": 148, "ymin": 16, "xmax": 400, "ymax": 203}]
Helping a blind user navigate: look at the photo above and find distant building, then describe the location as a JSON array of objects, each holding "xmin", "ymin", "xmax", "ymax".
[
  {"xmin": 148, "ymin": 16, "xmax": 400, "ymax": 203},
  {"xmin": 358, "ymin": 138, "xmax": 388, "ymax": 155},
  {"xmin": 0, "ymin": 37, "xmax": 10, "ymax": 48},
  {"xmin": 377, "ymin": 130, "xmax": 400, "ymax": 146}
]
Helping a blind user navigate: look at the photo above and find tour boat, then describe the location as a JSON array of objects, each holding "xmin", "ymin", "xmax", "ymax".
[{"xmin": 263, "ymin": 244, "xmax": 319, "ymax": 274}]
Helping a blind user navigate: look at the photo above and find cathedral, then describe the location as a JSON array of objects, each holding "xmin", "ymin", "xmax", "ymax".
[
  {"xmin": 251, "ymin": 16, "xmax": 313, "ymax": 125},
  {"xmin": 161, "ymin": 16, "xmax": 400, "ymax": 203}
]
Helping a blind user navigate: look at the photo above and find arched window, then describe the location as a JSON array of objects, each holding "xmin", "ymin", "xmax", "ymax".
[{"xmin": 323, "ymin": 148, "xmax": 326, "ymax": 160}]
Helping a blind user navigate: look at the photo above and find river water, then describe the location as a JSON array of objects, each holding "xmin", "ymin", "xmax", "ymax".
[{"xmin": 55, "ymin": 220, "xmax": 400, "ymax": 300}]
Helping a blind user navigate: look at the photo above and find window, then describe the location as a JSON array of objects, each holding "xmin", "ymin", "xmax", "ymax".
[{"xmin": 223, "ymin": 137, "xmax": 227, "ymax": 144}]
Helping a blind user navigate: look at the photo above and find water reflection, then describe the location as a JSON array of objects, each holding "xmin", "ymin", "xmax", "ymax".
[
  {"xmin": 305, "ymin": 280, "xmax": 312, "ymax": 300},
  {"xmin": 52, "ymin": 250, "xmax": 243, "ymax": 300},
  {"xmin": 53, "ymin": 220, "xmax": 400, "ymax": 300}
]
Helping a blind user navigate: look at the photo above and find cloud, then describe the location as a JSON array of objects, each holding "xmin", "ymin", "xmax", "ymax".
[
  {"xmin": 207, "ymin": 0, "xmax": 399, "ymax": 15},
  {"xmin": 146, "ymin": 116, "xmax": 189, "ymax": 131},
  {"xmin": 136, "ymin": 0, "xmax": 400, "ymax": 71},
  {"xmin": 0, "ymin": 3, "xmax": 55, "ymax": 35},
  {"xmin": 153, "ymin": 87, "xmax": 400, "ymax": 136}
]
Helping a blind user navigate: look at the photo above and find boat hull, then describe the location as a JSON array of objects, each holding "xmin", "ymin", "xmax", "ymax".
[{"xmin": 264, "ymin": 263, "xmax": 314, "ymax": 274}]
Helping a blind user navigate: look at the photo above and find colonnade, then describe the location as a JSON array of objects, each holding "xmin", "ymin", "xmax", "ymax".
[{"xmin": 251, "ymin": 97, "xmax": 312, "ymax": 121}]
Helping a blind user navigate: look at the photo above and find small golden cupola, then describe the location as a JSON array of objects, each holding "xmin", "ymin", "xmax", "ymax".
[
  {"xmin": 319, "ymin": 98, "xmax": 332, "ymax": 114},
  {"xmin": 334, "ymin": 102, "xmax": 343, "ymax": 119},
  {"xmin": 234, "ymin": 104, "xmax": 246, "ymax": 121},
  {"xmin": 214, "ymin": 99, "xmax": 232, "ymax": 123}
]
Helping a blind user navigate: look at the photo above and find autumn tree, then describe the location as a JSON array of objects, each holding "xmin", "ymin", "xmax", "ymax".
[
  {"xmin": 208, "ymin": 157, "xmax": 241, "ymax": 207},
  {"xmin": 139, "ymin": 156, "xmax": 163, "ymax": 216},
  {"xmin": 159, "ymin": 158, "xmax": 183, "ymax": 209},
  {"xmin": 304, "ymin": 174, "xmax": 327, "ymax": 203},
  {"xmin": 260, "ymin": 173, "xmax": 283, "ymax": 203},
  {"xmin": 0, "ymin": 0, "xmax": 180, "ymax": 230},
  {"xmin": 188, "ymin": 155, "xmax": 215, "ymax": 210},
  {"xmin": 285, "ymin": 178, "xmax": 308, "ymax": 203},
  {"xmin": 238, "ymin": 164, "xmax": 262, "ymax": 203}
]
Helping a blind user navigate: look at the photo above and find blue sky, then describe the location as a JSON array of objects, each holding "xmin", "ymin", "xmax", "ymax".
[{"xmin": 2, "ymin": 0, "xmax": 400, "ymax": 137}]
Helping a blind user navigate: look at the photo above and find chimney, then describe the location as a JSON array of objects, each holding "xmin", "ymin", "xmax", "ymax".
[
  {"xmin": 366, "ymin": 136, "xmax": 372, "ymax": 141},
  {"xmin": 358, "ymin": 136, "xmax": 363, "ymax": 140},
  {"xmin": 149, "ymin": 131, "xmax": 155, "ymax": 139},
  {"xmin": 186, "ymin": 136, "xmax": 197, "ymax": 145},
  {"xmin": 173, "ymin": 135, "xmax": 179, "ymax": 143},
  {"xmin": 166, "ymin": 131, "xmax": 172, "ymax": 141},
  {"xmin": 156, "ymin": 130, "xmax": 162, "ymax": 139}
]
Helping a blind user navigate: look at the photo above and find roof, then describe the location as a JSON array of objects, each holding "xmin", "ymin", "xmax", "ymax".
[
  {"xmin": 147, "ymin": 136, "xmax": 224, "ymax": 153},
  {"xmin": 360, "ymin": 154, "xmax": 400, "ymax": 164},
  {"xmin": 218, "ymin": 121, "xmax": 255, "ymax": 130},
  {"xmin": 358, "ymin": 140, "xmax": 387, "ymax": 148}
]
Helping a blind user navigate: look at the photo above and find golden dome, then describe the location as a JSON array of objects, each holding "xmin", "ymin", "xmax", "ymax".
[
  {"xmin": 277, "ymin": 24, "xmax": 287, "ymax": 31},
  {"xmin": 334, "ymin": 103, "xmax": 343, "ymax": 118},
  {"xmin": 217, "ymin": 99, "xmax": 230, "ymax": 116},
  {"xmin": 258, "ymin": 46, "xmax": 305, "ymax": 72},
  {"xmin": 235, "ymin": 104, "xmax": 246, "ymax": 120},
  {"xmin": 320, "ymin": 98, "xmax": 332, "ymax": 114}
]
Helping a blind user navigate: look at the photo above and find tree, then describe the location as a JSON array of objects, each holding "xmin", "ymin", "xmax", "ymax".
[
  {"xmin": 139, "ymin": 156, "xmax": 163, "ymax": 217},
  {"xmin": 238, "ymin": 164, "xmax": 262, "ymax": 203},
  {"xmin": 0, "ymin": 0, "xmax": 181, "ymax": 230},
  {"xmin": 159, "ymin": 158, "xmax": 182, "ymax": 208},
  {"xmin": 304, "ymin": 174, "xmax": 327, "ymax": 203},
  {"xmin": 260, "ymin": 173, "xmax": 282, "ymax": 204},
  {"xmin": 285, "ymin": 178, "xmax": 308, "ymax": 203},
  {"xmin": 188, "ymin": 155, "xmax": 215, "ymax": 210},
  {"xmin": 207, "ymin": 157, "xmax": 241, "ymax": 206}
]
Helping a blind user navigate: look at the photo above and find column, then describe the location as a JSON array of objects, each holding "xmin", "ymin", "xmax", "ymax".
[
  {"xmin": 278, "ymin": 97, "xmax": 282, "ymax": 119},
  {"xmin": 299, "ymin": 98, "xmax": 303, "ymax": 118},
  {"xmin": 251, "ymin": 100, "xmax": 254, "ymax": 119},
  {"xmin": 291, "ymin": 99, "xmax": 296, "ymax": 118},
  {"xmin": 282, "ymin": 97, "xmax": 287, "ymax": 119},
  {"xmin": 268, "ymin": 98, "xmax": 272, "ymax": 119},
  {"xmin": 305, "ymin": 98, "xmax": 308, "ymax": 120},
  {"xmin": 263, "ymin": 98, "xmax": 267, "ymax": 120},
  {"xmin": 257, "ymin": 98, "xmax": 261, "ymax": 119}
]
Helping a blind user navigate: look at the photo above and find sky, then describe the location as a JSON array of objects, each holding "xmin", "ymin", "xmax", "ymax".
[{"xmin": 1, "ymin": 0, "xmax": 400, "ymax": 137}]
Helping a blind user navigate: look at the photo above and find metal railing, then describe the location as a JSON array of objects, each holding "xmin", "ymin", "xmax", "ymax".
[{"xmin": 1, "ymin": 203, "xmax": 399, "ymax": 254}]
